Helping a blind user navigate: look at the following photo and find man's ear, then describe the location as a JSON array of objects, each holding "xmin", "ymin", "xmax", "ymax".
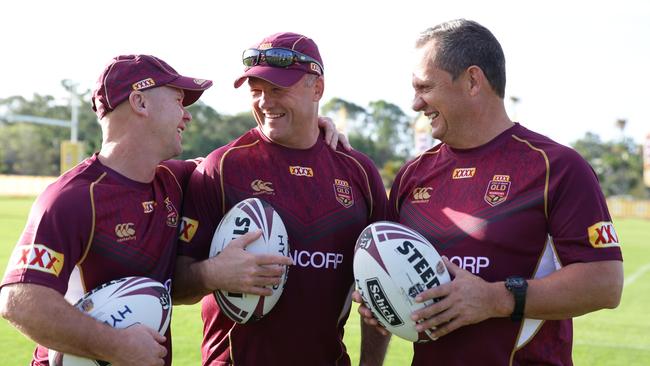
[
  {"xmin": 466, "ymin": 65, "xmax": 485, "ymax": 97},
  {"xmin": 313, "ymin": 77, "xmax": 324, "ymax": 102},
  {"xmin": 128, "ymin": 91, "xmax": 148, "ymax": 116}
]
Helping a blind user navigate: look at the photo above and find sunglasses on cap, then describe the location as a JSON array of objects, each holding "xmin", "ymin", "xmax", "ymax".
[{"xmin": 242, "ymin": 48, "xmax": 323, "ymax": 75}]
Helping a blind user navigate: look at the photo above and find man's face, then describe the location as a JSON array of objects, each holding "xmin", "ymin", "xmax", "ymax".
[
  {"xmin": 248, "ymin": 75, "xmax": 322, "ymax": 148},
  {"xmin": 143, "ymin": 86, "xmax": 192, "ymax": 159},
  {"xmin": 411, "ymin": 41, "xmax": 467, "ymax": 145}
]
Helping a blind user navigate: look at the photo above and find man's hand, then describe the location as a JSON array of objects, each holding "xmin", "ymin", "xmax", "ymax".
[
  {"xmin": 208, "ymin": 230, "xmax": 293, "ymax": 296},
  {"xmin": 318, "ymin": 116, "xmax": 351, "ymax": 151},
  {"xmin": 110, "ymin": 325, "xmax": 167, "ymax": 366},
  {"xmin": 352, "ymin": 290, "xmax": 389, "ymax": 336},
  {"xmin": 411, "ymin": 257, "xmax": 502, "ymax": 339}
]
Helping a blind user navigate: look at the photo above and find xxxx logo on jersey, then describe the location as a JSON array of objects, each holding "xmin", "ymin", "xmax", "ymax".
[
  {"xmin": 452, "ymin": 168, "xmax": 476, "ymax": 179},
  {"xmin": 8, "ymin": 244, "xmax": 64, "ymax": 277},
  {"xmin": 588, "ymin": 221, "xmax": 620, "ymax": 248},
  {"xmin": 289, "ymin": 166, "xmax": 314, "ymax": 177},
  {"xmin": 251, "ymin": 179, "xmax": 274, "ymax": 195},
  {"xmin": 484, "ymin": 175, "xmax": 511, "ymax": 206},
  {"xmin": 333, "ymin": 178, "xmax": 354, "ymax": 208},
  {"xmin": 411, "ymin": 187, "xmax": 433, "ymax": 203},
  {"xmin": 179, "ymin": 217, "xmax": 199, "ymax": 243}
]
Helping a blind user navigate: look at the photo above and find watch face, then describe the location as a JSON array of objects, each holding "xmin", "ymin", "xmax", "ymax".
[{"xmin": 507, "ymin": 277, "xmax": 526, "ymax": 289}]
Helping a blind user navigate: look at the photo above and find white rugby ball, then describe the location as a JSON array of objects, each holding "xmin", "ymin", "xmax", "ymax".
[
  {"xmin": 353, "ymin": 221, "xmax": 451, "ymax": 343},
  {"xmin": 48, "ymin": 276, "xmax": 172, "ymax": 366},
  {"xmin": 210, "ymin": 197, "xmax": 289, "ymax": 324}
]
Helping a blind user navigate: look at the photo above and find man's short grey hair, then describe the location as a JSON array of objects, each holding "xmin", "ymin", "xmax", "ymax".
[{"xmin": 417, "ymin": 19, "xmax": 506, "ymax": 98}]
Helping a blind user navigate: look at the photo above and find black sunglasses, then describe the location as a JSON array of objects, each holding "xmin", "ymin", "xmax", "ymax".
[{"xmin": 242, "ymin": 48, "xmax": 323, "ymax": 75}]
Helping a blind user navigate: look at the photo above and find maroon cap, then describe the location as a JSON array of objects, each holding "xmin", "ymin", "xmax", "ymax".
[
  {"xmin": 234, "ymin": 32, "xmax": 324, "ymax": 89},
  {"xmin": 91, "ymin": 54, "xmax": 213, "ymax": 119}
]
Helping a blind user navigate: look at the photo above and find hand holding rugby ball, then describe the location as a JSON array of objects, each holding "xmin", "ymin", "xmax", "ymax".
[
  {"xmin": 210, "ymin": 198, "xmax": 290, "ymax": 324},
  {"xmin": 48, "ymin": 276, "xmax": 172, "ymax": 366},
  {"xmin": 353, "ymin": 221, "xmax": 450, "ymax": 342}
]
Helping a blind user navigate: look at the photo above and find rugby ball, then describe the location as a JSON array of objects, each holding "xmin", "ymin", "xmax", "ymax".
[
  {"xmin": 48, "ymin": 276, "xmax": 172, "ymax": 366},
  {"xmin": 353, "ymin": 221, "xmax": 451, "ymax": 343},
  {"xmin": 210, "ymin": 198, "xmax": 289, "ymax": 324}
]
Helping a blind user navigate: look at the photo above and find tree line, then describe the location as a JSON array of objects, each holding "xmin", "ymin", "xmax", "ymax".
[{"xmin": 0, "ymin": 84, "xmax": 647, "ymax": 196}]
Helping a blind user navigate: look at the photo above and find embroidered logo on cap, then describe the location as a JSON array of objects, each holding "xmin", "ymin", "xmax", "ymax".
[{"xmin": 132, "ymin": 78, "xmax": 156, "ymax": 90}]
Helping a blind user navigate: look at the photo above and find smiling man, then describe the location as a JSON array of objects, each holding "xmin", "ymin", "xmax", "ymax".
[
  {"xmin": 173, "ymin": 32, "xmax": 390, "ymax": 365},
  {"xmin": 355, "ymin": 19, "xmax": 624, "ymax": 365}
]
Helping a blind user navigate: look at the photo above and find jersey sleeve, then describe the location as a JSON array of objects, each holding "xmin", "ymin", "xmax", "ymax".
[
  {"xmin": 547, "ymin": 148, "xmax": 622, "ymax": 265},
  {"xmin": 161, "ymin": 159, "xmax": 201, "ymax": 191},
  {"xmin": 177, "ymin": 152, "xmax": 223, "ymax": 260},
  {"xmin": 1, "ymin": 185, "xmax": 93, "ymax": 295},
  {"xmin": 356, "ymin": 151, "xmax": 388, "ymax": 223}
]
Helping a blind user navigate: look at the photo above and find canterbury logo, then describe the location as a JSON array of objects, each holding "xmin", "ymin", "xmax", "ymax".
[
  {"xmin": 412, "ymin": 187, "xmax": 433, "ymax": 201},
  {"xmin": 289, "ymin": 166, "xmax": 314, "ymax": 177},
  {"xmin": 251, "ymin": 179, "xmax": 274, "ymax": 194},
  {"xmin": 132, "ymin": 78, "xmax": 155, "ymax": 90},
  {"xmin": 452, "ymin": 168, "xmax": 476, "ymax": 179},
  {"xmin": 115, "ymin": 223, "xmax": 136, "ymax": 240}
]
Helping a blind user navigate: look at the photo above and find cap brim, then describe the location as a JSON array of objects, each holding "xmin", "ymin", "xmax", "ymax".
[
  {"xmin": 234, "ymin": 65, "xmax": 306, "ymax": 89},
  {"xmin": 168, "ymin": 75, "xmax": 213, "ymax": 106}
]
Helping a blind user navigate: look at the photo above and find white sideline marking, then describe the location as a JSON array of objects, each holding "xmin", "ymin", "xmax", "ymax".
[{"xmin": 624, "ymin": 263, "xmax": 650, "ymax": 287}]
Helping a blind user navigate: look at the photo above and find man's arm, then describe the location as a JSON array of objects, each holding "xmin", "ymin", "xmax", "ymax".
[
  {"xmin": 359, "ymin": 317, "xmax": 391, "ymax": 366},
  {"xmin": 411, "ymin": 258, "xmax": 623, "ymax": 339},
  {"xmin": 0, "ymin": 283, "xmax": 166, "ymax": 366},
  {"xmin": 173, "ymin": 230, "xmax": 292, "ymax": 304}
]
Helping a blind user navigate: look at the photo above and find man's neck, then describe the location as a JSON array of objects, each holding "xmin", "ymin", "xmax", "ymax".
[{"xmin": 98, "ymin": 141, "xmax": 160, "ymax": 183}]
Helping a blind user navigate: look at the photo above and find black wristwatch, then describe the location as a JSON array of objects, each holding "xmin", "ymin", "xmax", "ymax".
[{"xmin": 505, "ymin": 276, "xmax": 528, "ymax": 322}]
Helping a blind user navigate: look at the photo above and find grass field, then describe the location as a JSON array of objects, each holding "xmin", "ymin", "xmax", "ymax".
[{"xmin": 1, "ymin": 196, "xmax": 649, "ymax": 365}]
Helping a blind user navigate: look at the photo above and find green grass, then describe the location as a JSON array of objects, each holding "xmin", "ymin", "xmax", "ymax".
[{"xmin": 1, "ymin": 197, "xmax": 648, "ymax": 365}]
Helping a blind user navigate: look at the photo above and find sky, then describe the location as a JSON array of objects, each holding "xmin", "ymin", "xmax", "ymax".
[{"xmin": 1, "ymin": 0, "xmax": 649, "ymax": 146}]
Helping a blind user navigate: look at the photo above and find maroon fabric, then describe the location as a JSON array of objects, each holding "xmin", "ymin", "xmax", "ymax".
[
  {"xmin": 91, "ymin": 54, "xmax": 213, "ymax": 118},
  {"xmin": 389, "ymin": 123, "xmax": 622, "ymax": 366},
  {"xmin": 234, "ymin": 32, "xmax": 323, "ymax": 88},
  {"xmin": 1, "ymin": 154, "xmax": 197, "ymax": 366},
  {"xmin": 179, "ymin": 128, "xmax": 388, "ymax": 365}
]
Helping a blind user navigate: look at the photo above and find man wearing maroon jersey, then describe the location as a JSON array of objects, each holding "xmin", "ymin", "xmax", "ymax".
[
  {"xmin": 0, "ymin": 54, "xmax": 214, "ymax": 366},
  {"xmin": 174, "ymin": 32, "xmax": 390, "ymax": 365},
  {"xmin": 355, "ymin": 19, "xmax": 623, "ymax": 365}
]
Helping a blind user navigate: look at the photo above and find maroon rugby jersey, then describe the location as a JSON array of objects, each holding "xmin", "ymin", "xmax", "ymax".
[
  {"xmin": 179, "ymin": 128, "xmax": 387, "ymax": 366},
  {"xmin": 390, "ymin": 123, "xmax": 622, "ymax": 366},
  {"xmin": 1, "ymin": 154, "xmax": 197, "ymax": 366}
]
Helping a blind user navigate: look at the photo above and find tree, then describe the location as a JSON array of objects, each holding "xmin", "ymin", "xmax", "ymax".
[
  {"xmin": 572, "ymin": 132, "xmax": 645, "ymax": 198},
  {"xmin": 321, "ymin": 97, "xmax": 414, "ymax": 188},
  {"xmin": 179, "ymin": 104, "xmax": 256, "ymax": 159}
]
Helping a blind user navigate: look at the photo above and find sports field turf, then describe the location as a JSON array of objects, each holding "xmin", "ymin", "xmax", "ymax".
[{"xmin": 1, "ymin": 196, "xmax": 648, "ymax": 365}]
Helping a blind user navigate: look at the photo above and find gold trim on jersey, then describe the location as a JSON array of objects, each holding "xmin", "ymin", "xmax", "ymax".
[
  {"xmin": 157, "ymin": 164, "xmax": 184, "ymax": 195},
  {"xmin": 511, "ymin": 135, "xmax": 550, "ymax": 219},
  {"xmin": 77, "ymin": 172, "xmax": 107, "ymax": 293},
  {"xmin": 219, "ymin": 141, "xmax": 261, "ymax": 214}
]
